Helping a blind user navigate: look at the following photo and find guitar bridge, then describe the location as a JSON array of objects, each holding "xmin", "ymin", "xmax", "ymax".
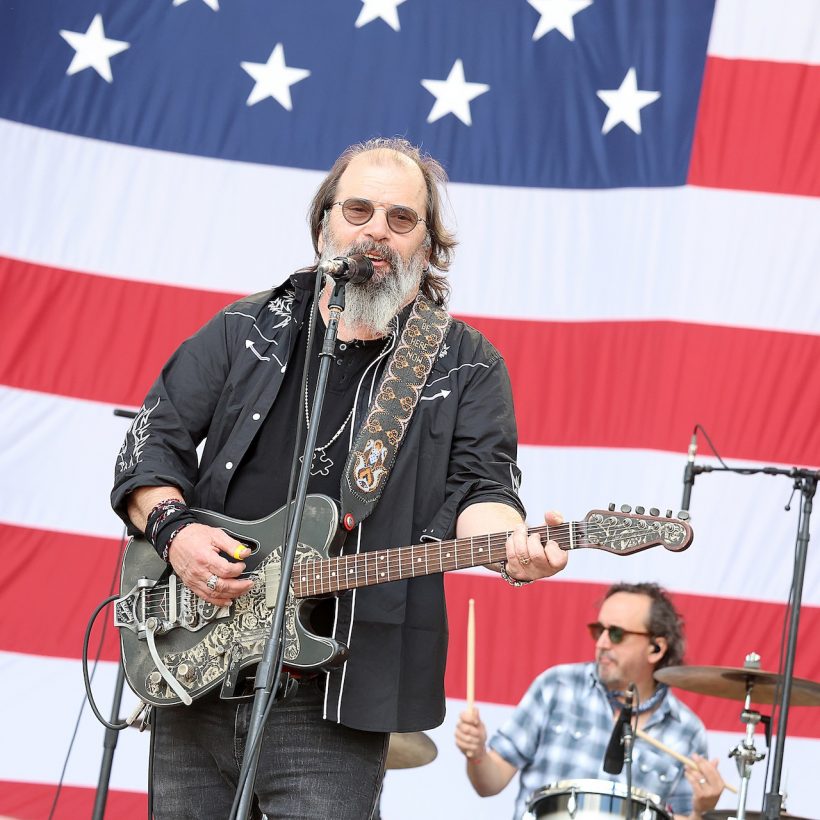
[{"xmin": 114, "ymin": 575, "xmax": 230, "ymax": 638}]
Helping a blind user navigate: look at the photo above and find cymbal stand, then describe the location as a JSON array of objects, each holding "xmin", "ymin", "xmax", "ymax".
[{"xmin": 728, "ymin": 681, "xmax": 765, "ymax": 820}]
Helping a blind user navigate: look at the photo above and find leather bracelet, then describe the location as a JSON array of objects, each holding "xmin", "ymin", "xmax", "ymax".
[{"xmin": 499, "ymin": 561, "xmax": 533, "ymax": 587}]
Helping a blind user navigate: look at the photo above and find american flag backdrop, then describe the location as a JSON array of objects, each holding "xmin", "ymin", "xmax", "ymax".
[{"xmin": 1, "ymin": 0, "xmax": 819, "ymax": 817}]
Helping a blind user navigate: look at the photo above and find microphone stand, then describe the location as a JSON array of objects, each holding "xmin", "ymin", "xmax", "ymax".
[
  {"xmin": 231, "ymin": 278, "xmax": 348, "ymax": 820},
  {"xmin": 688, "ymin": 463, "xmax": 818, "ymax": 819},
  {"xmin": 623, "ymin": 714, "xmax": 634, "ymax": 820},
  {"xmin": 92, "ymin": 407, "xmax": 139, "ymax": 820},
  {"xmin": 623, "ymin": 685, "xmax": 635, "ymax": 820}
]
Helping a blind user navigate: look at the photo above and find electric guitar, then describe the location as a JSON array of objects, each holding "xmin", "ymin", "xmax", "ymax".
[{"xmin": 114, "ymin": 495, "xmax": 693, "ymax": 706}]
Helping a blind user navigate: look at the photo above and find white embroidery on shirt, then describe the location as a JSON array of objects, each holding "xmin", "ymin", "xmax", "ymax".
[{"xmin": 117, "ymin": 397, "xmax": 160, "ymax": 472}]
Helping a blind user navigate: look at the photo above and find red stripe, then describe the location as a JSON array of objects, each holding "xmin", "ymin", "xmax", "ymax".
[
  {"xmin": 0, "ymin": 781, "xmax": 146, "ymax": 820},
  {"xmin": 443, "ymin": 573, "xmax": 820, "ymax": 739},
  {"xmin": 688, "ymin": 56, "xmax": 820, "ymax": 197},
  {"xmin": 0, "ymin": 524, "xmax": 124, "ymax": 661},
  {"xmin": 4, "ymin": 257, "xmax": 820, "ymax": 465},
  {"xmin": 4, "ymin": 523, "xmax": 819, "ymax": 738},
  {"xmin": 0, "ymin": 256, "xmax": 235, "ymax": 407},
  {"xmin": 467, "ymin": 314, "xmax": 820, "ymax": 467}
]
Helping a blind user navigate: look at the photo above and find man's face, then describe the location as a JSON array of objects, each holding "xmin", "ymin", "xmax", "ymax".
[
  {"xmin": 318, "ymin": 151, "xmax": 430, "ymax": 278},
  {"xmin": 317, "ymin": 151, "xmax": 432, "ymax": 334},
  {"xmin": 594, "ymin": 592, "xmax": 656, "ymax": 691}
]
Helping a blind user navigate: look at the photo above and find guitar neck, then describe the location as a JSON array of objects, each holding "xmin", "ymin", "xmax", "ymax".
[{"xmin": 291, "ymin": 522, "xmax": 580, "ymax": 598}]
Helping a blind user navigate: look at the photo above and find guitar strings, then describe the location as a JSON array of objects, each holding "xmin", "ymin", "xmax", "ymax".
[{"xmin": 138, "ymin": 518, "xmax": 683, "ymax": 613}]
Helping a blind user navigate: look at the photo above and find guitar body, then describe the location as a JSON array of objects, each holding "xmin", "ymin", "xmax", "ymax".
[{"xmin": 117, "ymin": 494, "xmax": 347, "ymax": 707}]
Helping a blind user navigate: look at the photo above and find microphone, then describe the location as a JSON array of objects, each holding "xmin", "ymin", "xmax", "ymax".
[
  {"xmin": 681, "ymin": 430, "xmax": 698, "ymax": 511},
  {"xmin": 603, "ymin": 684, "xmax": 635, "ymax": 775},
  {"xmin": 317, "ymin": 254, "xmax": 374, "ymax": 285}
]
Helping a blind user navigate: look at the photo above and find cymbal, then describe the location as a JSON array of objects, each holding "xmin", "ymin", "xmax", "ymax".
[
  {"xmin": 655, "ymin": 665, "xmax": 820, "ymax": 706},
  {"xmin": 703, "ymin": 812, "xmax": 811, "ymax": 820},
  {"xmin": 385, "ymin": 731, "xmax": 437, "ymax": 769}
]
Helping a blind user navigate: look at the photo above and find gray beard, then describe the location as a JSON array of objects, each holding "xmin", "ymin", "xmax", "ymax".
[{"xmin": 319, "ymin": 226, "xmax": 427, "ymax": 336}]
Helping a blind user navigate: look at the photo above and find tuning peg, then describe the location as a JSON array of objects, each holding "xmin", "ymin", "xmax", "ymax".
[
  {"xmin": 649, "ymin": 507, "xmax": 659, "ymax": 516},
  {"xmin": 620, "ymin": 504, "xmax": 632, "ymax": 513},
  {"xmin": 677, "ymin": 510, "xmax": 690, "ymax": 521},
  {"xmin": 665, "ymin": 509, "xmax": 673, "ymax": 518},
  {"xmin": 608, "ymin": 503, "xmax": 616, "ymax": 511},
  {"xmin": 635, "ymin": 505, "xmax": 645, "ymax": 515}
]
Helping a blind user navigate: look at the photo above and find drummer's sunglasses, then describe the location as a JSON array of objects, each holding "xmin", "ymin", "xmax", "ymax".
[{"xmin": 587, "ymin": 622, "xmax": 650, "ymax": 644}]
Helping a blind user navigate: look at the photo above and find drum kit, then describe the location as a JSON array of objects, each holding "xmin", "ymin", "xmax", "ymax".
[{"xmin": 524, "ymin": 656, "xmax": 820, "ymax": 820}]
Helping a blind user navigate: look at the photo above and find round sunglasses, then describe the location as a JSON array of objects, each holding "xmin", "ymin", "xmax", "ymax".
[{"xmin": 332, "ymin": 197, "xmax": 426, "ymax": 235}]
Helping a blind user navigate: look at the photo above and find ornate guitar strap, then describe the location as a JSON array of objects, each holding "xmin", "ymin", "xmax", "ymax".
[{"xmin": 339, "ymin": 294, "xmax": 451, "ymax": 531}]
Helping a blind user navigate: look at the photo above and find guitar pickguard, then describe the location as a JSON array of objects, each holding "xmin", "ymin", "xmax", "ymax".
[{"xmin": 144, "ymin": 541, "xmax": 323, "ymax": 702}]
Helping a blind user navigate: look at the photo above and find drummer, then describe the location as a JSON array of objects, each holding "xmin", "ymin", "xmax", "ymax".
[{"xmin": 455, "ymin": 582, "xmax": 725, "ymax": 819}]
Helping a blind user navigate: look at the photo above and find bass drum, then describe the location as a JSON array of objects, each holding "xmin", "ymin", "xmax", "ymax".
[{"xmin": 524, "ymin": 779, "xmax": 672, "ymax": 819}]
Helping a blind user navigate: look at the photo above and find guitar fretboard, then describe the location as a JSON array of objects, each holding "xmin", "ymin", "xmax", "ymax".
[{"xmin": 290, "ymin": 522, "xmax": 583, "ymax": 598}]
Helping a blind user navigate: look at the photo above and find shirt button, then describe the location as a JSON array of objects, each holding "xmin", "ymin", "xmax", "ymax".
[
  {"xmin": 252, "ymin": 412, "xmax": 261, "ymax": 421},
  {"xmin": 339, "ymin": 343, "xmax": 347, "ymax": 350},
  {"xmin": 225, "ymin": 461, "xmax": 233, "ymax": 470},
  {"xmin": 554, "ymin": 724, "xmax": 564, "ymax": 733}
]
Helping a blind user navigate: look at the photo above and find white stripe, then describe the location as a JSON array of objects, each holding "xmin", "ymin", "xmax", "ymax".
[
  {"xmin": 1, "ymin": 386, "xmax": 818, "ymax": 607},
  {"xmin": 709, "ymin": 0, "xmax": 820, "ymax": 65},
  {"xmin": 0, "ymin": 387, "xmax": 134, "ymax": 539},
  {"xmin": 0, "ymin": 652, "xmax": 149, "ymax": 792},
  {"xmin": 1, "ymin": 120, "xmax": 818, "ymax": 335}
]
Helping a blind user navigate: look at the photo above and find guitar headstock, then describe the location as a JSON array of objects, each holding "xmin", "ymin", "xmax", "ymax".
[{"xmin": 582, "ymin": 505, "xmax": 693, "ymax": 555}]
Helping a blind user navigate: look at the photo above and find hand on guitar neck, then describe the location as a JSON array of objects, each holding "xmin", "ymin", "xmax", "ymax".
[{"xmin": 456, "ymin": 502, "xmax": 568, "ymax": 584}]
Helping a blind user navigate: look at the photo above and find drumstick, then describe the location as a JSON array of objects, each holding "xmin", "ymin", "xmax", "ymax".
[
  {"xmin": 635, "ymin": 728, "xmax": 738, "ymax": 794},
  {"xmin": 466, "ymin": 598, "xmax": 475, "ymax": 712}
]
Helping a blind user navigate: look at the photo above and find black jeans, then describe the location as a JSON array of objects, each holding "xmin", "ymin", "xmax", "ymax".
[{"xmin": 150, "ymin": 678, "xmax": 388, "ymax": 819}]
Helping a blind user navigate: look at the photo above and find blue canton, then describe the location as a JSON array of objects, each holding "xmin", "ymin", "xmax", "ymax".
[{"xmin": 489, "ymin": 662, "xmax": 708, "ymax": 819}]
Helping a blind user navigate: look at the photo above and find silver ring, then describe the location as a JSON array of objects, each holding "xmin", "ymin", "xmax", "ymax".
[
  {"xmin": 698, "ymin": 777, "xmax": 706, "ymax": 784},
  {"xmin": 206, "ymin": 574, "xmax": 218, "ymax": 591}
]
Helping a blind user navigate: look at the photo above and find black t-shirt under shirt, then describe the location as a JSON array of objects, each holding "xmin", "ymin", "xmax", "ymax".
[{"xmin": 224, "ymin": 312, "xmax": 389, "ymax": 521}]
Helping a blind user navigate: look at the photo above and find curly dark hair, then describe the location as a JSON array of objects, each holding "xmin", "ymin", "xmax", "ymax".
[
  {"xmin": 307, "ymin": 137, "xmax": 456, "ymax": 306},
  {"xmin": 604, "ymin": 582, "xmax": 686, "ymax": 669}
]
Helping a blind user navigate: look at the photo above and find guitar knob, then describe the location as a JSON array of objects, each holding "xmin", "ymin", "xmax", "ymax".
[
  {"xmin": 608, "ymin": 503, "xmax": 616, "ymax": 511},
  {"xmin": 147, "ymin": 671, "xmax": 163, "ymax": 686},
  {"xmin": 665, "ymin": 509, "xmax": 673, "ymax": 518},
  {"xmin": 649, "ymin": 507, "xmax": 660, "ymax": 517},
  {"xmin": 620, "ymin": 504, "xmax": 632, "ymax": 513},
  {"xmin": 177, "ymin": 663, "xmax": 195, "ymax": 683},
  {"xmin": 678, "ymin": 510, "xmax": 690, "ymax": 521},
  {"xmin": 635, "ymin": 506, "xmax": 645, "ymax": 515}
]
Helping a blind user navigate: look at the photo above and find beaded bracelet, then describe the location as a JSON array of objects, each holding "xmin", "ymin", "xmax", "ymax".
[{"xmin": 498, "ymin": 561, "xmax": 533, "ymax": 588}]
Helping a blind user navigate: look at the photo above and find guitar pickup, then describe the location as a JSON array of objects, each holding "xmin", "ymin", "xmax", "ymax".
[{"xmin": 264, "ymin": 562, "xmax": 281, "ymax": 609}]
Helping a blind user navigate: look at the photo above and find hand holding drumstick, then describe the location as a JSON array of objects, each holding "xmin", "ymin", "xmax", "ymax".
[{"xmin": 636, "ymin": 728, "xmax": 736, "ymax": 795}]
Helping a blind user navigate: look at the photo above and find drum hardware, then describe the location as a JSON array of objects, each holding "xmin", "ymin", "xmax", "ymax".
[
  {"xmin": 385, "ymin": 731, "xmax": 437, "ymax": 769},
  {"xmin": 655, "ymin": 653, "xmax": 820, "ymax": 820},
  {"xmin": 524, "ymin": 779, "xmax": 671, "ymax": 820}
]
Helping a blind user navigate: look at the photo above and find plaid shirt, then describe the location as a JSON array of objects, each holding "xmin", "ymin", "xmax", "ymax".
[{"xmin": 489, "ymin": 662, "xmax": 707, "ymax": 818}]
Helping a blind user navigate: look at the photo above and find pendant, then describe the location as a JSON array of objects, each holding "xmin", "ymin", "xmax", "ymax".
[{"xmin": 300, "ymin": 449, "xmax": 334, "ymax": 477}]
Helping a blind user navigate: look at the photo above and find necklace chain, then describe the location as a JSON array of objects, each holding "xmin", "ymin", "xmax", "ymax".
[{"xmin": 302, "ymin": 322, "xmax": 394, "ymax": 470}]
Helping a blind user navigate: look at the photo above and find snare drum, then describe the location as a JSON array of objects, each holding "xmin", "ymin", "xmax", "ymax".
[{"xmin": 524, "ymin": 778, "xmax": 672, "ymax": 819}]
